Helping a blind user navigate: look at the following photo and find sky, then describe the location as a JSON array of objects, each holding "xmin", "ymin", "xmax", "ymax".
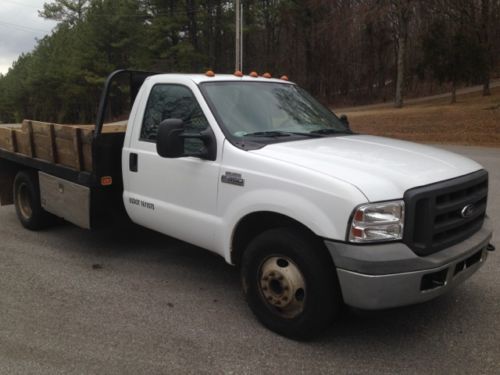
[{"xmin": 0, "ymin": 0, "xmax": 58, "ymax": 74}]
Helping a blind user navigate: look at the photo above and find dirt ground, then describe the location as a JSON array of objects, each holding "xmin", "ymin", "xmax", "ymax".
[{"xmin": 342, "ymin": 86, "xmax": 500, "ymax": 147}]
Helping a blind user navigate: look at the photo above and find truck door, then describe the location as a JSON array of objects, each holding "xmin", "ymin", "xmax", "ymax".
[{"xmin": 123, "ymin": 82, "xmax": 221, "ymax": 251}]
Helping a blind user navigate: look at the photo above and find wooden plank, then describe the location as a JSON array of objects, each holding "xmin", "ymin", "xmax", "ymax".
[
  {"xmin": 0, "ymin": 128, "xmax": 15, "ymax": 152},
  {"xmin": 13, "ymin": 129, "xmax": 31, "ymax": 156},
  {"xmin": 101, "ymin": 124, "xmax": 127, "ymax": 133},
  {"xmin": 25, "ymin": 120, "xmax": 35, "ymax": 158},
  {"xmin": 53, "ymin": 138, "xmax": 75, "ymax": 168},
  {"xmin": 48, "ymin": 124, "xmax": 57, "ymax": 163},
  {"xmin": 82, "ymin": 143, "xmax": 93, "ymax": 172},
  {"xmin": 54, "ymin": 125, "xmax": 78, "ymax": 140},
  {"xmin": 72, "ymin": 128, "xmax": 83, "ymax": 171},
  {"xmin": 21, "ymin": 120, "xmax": 30, "ymax": 132},
  {"xmin": 30, "ymin": 122, "xmax": 57, "ymax": 163},
  {"xmin": 11, "ymin": 129, "xmax": 17, "ymax": 153}
]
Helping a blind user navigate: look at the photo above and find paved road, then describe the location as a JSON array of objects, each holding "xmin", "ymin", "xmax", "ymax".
[{"xmin": 0, "ymin": 146, "xmax": 498, "ymax": 374}]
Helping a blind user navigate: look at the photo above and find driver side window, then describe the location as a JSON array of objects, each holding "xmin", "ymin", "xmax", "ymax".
[{"xmin": 140, "ymin": 84, "xmax": 209, "ymax": 152}]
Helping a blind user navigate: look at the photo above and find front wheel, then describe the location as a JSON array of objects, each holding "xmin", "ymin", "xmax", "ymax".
[{"xmin": 241, "ymin": 228, "xmax": 341, "ymax": 340}]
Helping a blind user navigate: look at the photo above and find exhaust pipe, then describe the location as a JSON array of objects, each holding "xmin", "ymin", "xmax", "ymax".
[{"xmin": 487, "ymin": 243, "xmax": 496, "ymax": 252}]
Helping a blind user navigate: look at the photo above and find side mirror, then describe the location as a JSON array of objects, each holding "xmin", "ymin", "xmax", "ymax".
[
  {"xmin": 339, "ymin": 114, "xmax": 352, "ymax": 132},
  {"xmin": 156, "ymin": 118, "xmax": 217, "ymax": 161},
  {"xmin": 339, "ymin": 114, "xmax": 349, "ymax": 126}
]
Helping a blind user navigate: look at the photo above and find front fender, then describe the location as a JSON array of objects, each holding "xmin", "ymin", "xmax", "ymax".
[{"xmin": 218, "ymin": 187, "xmax": 365, "ymax": 263}]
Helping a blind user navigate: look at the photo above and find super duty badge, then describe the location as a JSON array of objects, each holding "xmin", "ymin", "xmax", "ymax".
[{"xmin": 221, "ymin": 171, "xmax": 245, "ymax": 187}]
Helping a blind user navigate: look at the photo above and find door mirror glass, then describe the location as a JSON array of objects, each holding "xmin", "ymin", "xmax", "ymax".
[{"xmin": 156, "ymin": 118, "xmax": 217, "ymax": 161}]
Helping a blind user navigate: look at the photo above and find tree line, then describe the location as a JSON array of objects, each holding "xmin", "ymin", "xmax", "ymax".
[{"xmin": 0, "ymin": 0, "xmax": 499, "ymax": 124}]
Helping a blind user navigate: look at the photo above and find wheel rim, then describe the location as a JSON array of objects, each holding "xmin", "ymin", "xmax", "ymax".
[
  {"xmin": 17, "ymin": 183, "xmax": 33, "ymax": 220},
  {"xmin": 258, "ymin": 256, "xmax": 306, "ymax": 319}
]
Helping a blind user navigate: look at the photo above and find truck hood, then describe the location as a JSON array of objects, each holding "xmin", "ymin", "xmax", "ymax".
[{"xmin": 251, "ymin": 135, "xmax": 483, "ymax": 201}]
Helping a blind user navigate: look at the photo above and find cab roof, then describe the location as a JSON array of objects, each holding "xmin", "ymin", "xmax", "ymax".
[{"xmin": 148, "ymin": 73, "xmax": 294, "ymax": 85}]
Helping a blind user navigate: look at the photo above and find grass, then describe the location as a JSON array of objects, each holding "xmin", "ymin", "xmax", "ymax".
[{"xmin": 341, "ymin": 86, "xmax": 500, "ymax": 147}]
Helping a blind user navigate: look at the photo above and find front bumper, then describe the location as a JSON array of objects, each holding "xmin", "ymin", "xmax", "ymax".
[{"xmin": 325, "ymin": 218, "xmax": 493, "ymax": 310}]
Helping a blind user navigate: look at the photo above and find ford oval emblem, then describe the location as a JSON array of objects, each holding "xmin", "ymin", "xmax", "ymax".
[{"xmin": 461, "ymin": 204, "xmax": 475, "ymax": 218}]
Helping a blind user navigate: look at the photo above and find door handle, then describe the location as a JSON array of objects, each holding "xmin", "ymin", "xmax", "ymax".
[{"xmin": 129, "ymin": 153, "xmax": 138, "ymax": 172}]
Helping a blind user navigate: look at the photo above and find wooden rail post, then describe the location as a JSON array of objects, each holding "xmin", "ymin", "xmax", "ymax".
[
  {"xmin": 72, "ymin": 128, "xmax": 83, "ymax": 171},
  {"xmin": 48, "ymin": 124, "xmax": 57, "ymax": 163}
]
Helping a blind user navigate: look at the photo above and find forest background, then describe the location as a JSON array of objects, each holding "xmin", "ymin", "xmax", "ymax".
[{"xmin": 0, "ymin": 0, "xmax": 499, "ymax": 124}]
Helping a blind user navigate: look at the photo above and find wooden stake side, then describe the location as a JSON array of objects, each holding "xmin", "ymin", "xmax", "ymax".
[
  {"xmin": 1, "ymin": 119, "xmax": 125, "ymax": 172},
  {"xmin": 72, "ymin": 128, "xmax": 83, "ymax": 171},
  {"xmin": 48, "ymin": 124, "xmax": 57, "ymax": 163},
  {"xmin": 11, "ymin": 129, "xmax": 17, "ymax": 153},
  {"xmin": 25, "ymin": 120, "xmax": 35, "ymax": 158}
]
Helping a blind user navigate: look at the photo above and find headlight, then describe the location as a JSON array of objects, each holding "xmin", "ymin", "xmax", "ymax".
[{"xmin": 348, "ymin": 200, "xmax": 405, "ymax": 243}]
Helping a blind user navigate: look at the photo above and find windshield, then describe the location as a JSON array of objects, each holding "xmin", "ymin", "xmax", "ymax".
[{"xmin": 200, "ymin": 82, "xmax": 350, "ymax": 142}]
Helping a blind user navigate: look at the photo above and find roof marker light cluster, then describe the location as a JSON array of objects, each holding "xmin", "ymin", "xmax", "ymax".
[{"xmin": 205, "ymin": 70, "xmax": 289, "ymax": 81}]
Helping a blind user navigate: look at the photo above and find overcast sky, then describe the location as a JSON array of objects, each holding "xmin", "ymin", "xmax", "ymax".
[{"xmin": 0, "ymin": 0, "xmax": 58, "ymax": 74}]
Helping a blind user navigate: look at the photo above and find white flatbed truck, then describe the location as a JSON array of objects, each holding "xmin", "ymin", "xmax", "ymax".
[{"xmin": 0, "ymin": 70, "xmax": 494, "ymax": 339}]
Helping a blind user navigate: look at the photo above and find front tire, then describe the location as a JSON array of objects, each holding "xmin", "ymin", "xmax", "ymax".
[
  {"xmin": 241, "ymin": 228, "xmax": 341, "ymax": 340},
  {"xmin": 14, "ymin": 170, "xmax": 55, "ymax": 230}
]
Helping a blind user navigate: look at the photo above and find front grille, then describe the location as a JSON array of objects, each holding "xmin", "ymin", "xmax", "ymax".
[{"xmin": 403, "ymin": 170, "xmax": 488, "ymax": 256}]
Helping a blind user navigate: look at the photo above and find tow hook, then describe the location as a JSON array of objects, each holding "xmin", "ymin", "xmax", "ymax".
[{"xmin": 487, "ymin": 243, "xmax": 496, "ymax": 252}]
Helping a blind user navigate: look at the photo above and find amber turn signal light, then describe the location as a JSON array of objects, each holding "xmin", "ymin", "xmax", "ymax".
[{"xmin": 101, "ymin": 176, "xmax": 113, "ymax": 186}]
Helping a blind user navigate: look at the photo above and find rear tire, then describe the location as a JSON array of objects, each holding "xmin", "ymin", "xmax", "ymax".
[
  {"xmin": 241, "ymin": 228, "xmax": 341, "ymax": 340},
  {"xmin": 13, "ymin": 170, "xmax": 55, "ymax": 230}
]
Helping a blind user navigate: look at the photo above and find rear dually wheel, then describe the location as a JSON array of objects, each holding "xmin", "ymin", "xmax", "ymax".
[{"xmin": 13, "ymin": 170, "xmax": 55, "ymax": 230}]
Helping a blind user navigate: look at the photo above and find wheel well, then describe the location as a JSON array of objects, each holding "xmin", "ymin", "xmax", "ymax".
[
  {"xmin": 231, "ymin": 211, "xmax": 321, "ymax": 267},
  {"xmin": 0, "ymin": 159, "xmax": 23, "ymax": 206}
]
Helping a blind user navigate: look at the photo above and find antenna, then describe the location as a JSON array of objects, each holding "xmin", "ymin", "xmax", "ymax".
[{"xmin": 235, "ymin": 0, "xmax": 243, "ymax": 72}]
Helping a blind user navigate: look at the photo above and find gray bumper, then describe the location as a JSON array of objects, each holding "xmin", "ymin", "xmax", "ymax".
[{"xmin": 325, "ymin": 218, "xmax": 493, "ymax": 310}]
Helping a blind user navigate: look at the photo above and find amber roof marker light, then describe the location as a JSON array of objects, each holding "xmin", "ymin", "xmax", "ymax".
[
  {"xmin": 205, "ymin": 70, "xmax": 215, "ymax": 77},
  {"xmin": 249, "ymin": 71, "xmax": 259, "ymax": 78},
  {"xmin": 263, "ymin": 72, "xmax": 272, "ymax": 79},
  {"xmin": 280, "ymin": 75, "xmax": 289, "ymax": 81},
  {"xmin": 234, "ymin": 70, "xmax": 243, "ymax": 77}
]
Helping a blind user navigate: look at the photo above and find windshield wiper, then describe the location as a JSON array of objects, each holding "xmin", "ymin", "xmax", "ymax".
[
  {"xmin": 244, "ymin": 131, "xmax": 321, "ymax": 138},
  {"xmin": 309, "ymin": 128, "xmax": 350, "ymax": 135}
]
